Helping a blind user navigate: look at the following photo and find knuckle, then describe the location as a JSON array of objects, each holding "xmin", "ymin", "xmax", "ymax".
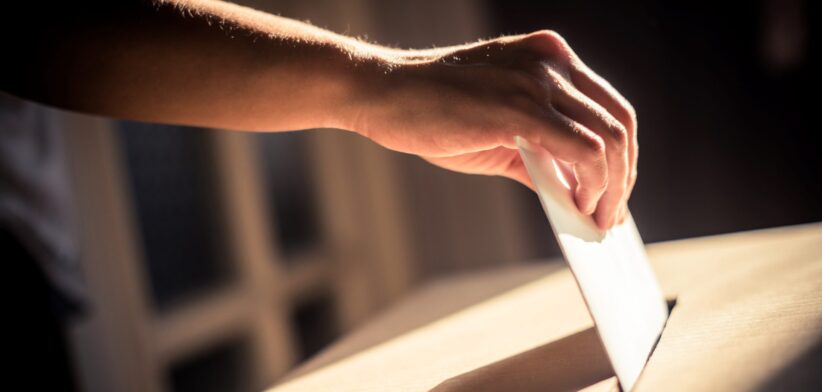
[
  {"xmin": 580, "ymin": 170, "xmax": 607, "ymax": 192},
  {"xmin": 547, "ymin": 74, "xmax": 572, "ymax": 96},
  {"xmin": 621, "ymin": 103, "xmax": 638, "ymax": 132},
  {"xmin": 626, "ymin": 172, "xmax": 638, "ymax": 192},
  {"xmin": 629, "ymin": 169, "xmax": 638, "ymax": 184},
  {"xmin": 521, "ymin": 30, "xmax": 573, "ymax": 61},
  {"xmin": 535, "ymin": 30, "xmax": 567, "ymax": 48},
  {"xmin": 578, "ymin": 132, "xmax": 606, "ymax": 161},
  {"xmin": 607, "ymin": 122, "xmax": 629, "ymax": 150},
  {"xmin": 593, "ymin": 176, "xmax": 609, "ymax": 192},
  {"xmin": 626, "ymin": 102, "xmax": 637, "ymax": 121},
  {"xmin": 613, "ymin": 174, "xmax": 629, "ymax": 192}
]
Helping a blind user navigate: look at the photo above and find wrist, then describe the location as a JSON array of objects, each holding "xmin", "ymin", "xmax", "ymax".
[
  {"xmin": 334, "ymin": 45, "xmax": 441, "ymax": 137},
  {"xmin": 330, "ymin": 46, "xmax": 390, "ymax": 135}
]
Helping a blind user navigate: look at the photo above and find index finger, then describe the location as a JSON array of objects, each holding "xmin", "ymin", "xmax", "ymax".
[
  {"xmin": 524, "ymin": 109, "xmax": 609, "ymax": 216},
  {"xmin": 569, "ymin": 62, "xmax": 638, "ymax": 209}
]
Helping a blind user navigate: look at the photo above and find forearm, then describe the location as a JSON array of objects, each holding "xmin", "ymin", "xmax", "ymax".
[
  {"xmin": 1, "ymin": 0, "xmax": 400, "ymax": 132},
  {"xmin": 1, "ymin": 1, "xmax": 640, "ymax": 228}
]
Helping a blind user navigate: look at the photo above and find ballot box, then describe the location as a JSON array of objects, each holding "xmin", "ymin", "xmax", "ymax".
[{"xmin": 267, "ymin": 223, "xmax": 822, "ymax": 391}]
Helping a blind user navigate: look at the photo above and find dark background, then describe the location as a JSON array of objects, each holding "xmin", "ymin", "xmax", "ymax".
[{"xmin": 491, "ymin": 0, "xmax": 819, "ymax": 243}]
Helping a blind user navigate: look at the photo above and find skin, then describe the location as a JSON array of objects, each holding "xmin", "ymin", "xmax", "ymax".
[{"xmin": 1, "ymin": 0, "xmax": 637, "ymax": 229}]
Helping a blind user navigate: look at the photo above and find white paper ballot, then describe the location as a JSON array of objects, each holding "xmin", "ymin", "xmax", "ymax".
[{"xmin": 515, "ymin": 136, "xmax": 668, "ymax": 391}]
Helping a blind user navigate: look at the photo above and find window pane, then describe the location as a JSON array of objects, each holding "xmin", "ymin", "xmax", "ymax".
[
  {"xmin": 118, "ymin": 122, "xmax": 232, "ymax": 311},
  {"xmin": 291, "ymin": 291, "xmax": 339, "ymax": 361},
  {"xmin": 255, "ymin": 132, "xmax": 321, "ymax": 259},
  {"xmin": 168, "ymin": 336, "xmax": 251, "ymax": 392}
]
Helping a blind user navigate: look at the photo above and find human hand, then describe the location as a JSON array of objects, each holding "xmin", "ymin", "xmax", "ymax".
[{"xmin": 347, "ymin": 31, "xmax": 637, "ymax": 229}]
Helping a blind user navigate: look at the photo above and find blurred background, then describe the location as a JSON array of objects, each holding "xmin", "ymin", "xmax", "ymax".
[{"xmin": 44, "ymin": 0, "xmax": 817, "ymax": 391}]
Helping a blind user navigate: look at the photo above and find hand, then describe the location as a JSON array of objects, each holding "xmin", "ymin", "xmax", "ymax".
[{"xmin": 348, "ymin": 31, "xmax": 638, "ymax": 230}]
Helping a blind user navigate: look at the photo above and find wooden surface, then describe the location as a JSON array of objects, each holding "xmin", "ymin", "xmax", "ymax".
[{"xmin": 267, "ymin": 223, "xmax": 822, "ymax": 391}]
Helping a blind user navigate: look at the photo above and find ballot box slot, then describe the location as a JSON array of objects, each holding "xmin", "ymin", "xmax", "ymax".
[{"xmin": 629, "ymin": 297, "xmax": 679, "ymax": 391}]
